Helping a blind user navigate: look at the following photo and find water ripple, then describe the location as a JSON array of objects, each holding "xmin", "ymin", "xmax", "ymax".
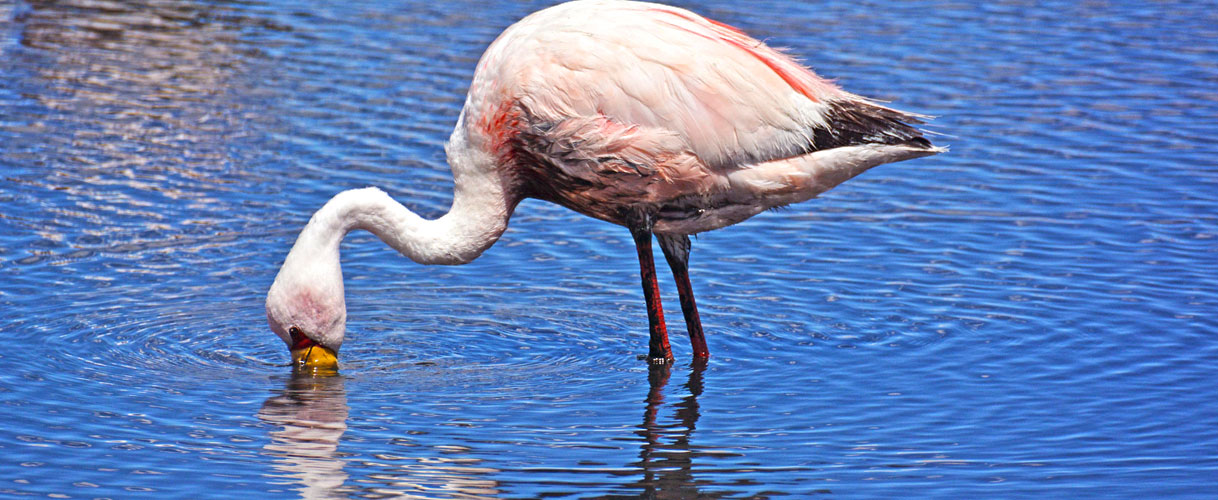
[{"xmin": 3, "ymin": 0, "xmax": 1218, "ymax": 498}]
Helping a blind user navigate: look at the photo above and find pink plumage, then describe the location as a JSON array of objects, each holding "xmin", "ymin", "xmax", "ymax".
[
  {"xmin": 267, "ymin": 0, "xmax": 943, "ymax": 368},
  {"xmin": 466, "ymin": 0, "xmax": 939, "ymax": 235}
]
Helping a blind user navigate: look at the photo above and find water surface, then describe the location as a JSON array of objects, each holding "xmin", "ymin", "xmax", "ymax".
[{"xmin": 2, "ymin": 0, "xmax": 1217, "ymax": 498}]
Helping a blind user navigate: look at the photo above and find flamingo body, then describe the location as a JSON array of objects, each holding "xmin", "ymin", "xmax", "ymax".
[
  {"xmin": 267, "ymin": 0, "xmax": 943, "ymax": 367},
  {"xmin": 465, "ymin": 0, "xmax": 938, "ymax": 235}
]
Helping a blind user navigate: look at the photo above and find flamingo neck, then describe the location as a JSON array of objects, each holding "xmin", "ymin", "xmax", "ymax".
[
  {"xmin": 284, "ymin": 137, "xmax": 515, "ymax": 274},
  {"xmin": 294, "ymin": 180, "xmax": 512, "ymax": 269},
  {"xmin": 266, "ymin": 146, "xmax": 514, "ymax": 350}
]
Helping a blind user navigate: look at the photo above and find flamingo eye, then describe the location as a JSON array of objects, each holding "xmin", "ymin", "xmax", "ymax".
[{"xmin": 287, "ymin": 326, "xmax": 317, "ymax": 351}]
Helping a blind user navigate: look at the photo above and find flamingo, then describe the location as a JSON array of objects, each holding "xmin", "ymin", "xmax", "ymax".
[{"xmin": 267, "ymin": 0, "xmax": 943, "ymax": 370}]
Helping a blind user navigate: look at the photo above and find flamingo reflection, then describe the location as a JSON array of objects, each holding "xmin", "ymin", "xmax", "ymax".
[
  {"xmin": 631, "ymin": 359, "xmax": 731, "ymax": 497},
  {"xmin": 258, "ymin": 373, "xmax": 500, "ymax": 498},
  {"xmin": 259, "ymin": 374, "xmax": 350, "ymax": 499}
]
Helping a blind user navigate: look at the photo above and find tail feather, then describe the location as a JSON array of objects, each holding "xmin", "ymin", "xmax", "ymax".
[{"xmin": 810, "ymin": 99, "xmax": 934, "ymax": 151}]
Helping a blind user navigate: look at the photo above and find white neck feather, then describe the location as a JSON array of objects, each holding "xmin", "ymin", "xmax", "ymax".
[
  {"xmin": 286, "ymin": 172, "xmax": 512, "ymax": 271},
  {"xmin": 284, "ymin": 113, "xmax": 514, "ymax": 270}
]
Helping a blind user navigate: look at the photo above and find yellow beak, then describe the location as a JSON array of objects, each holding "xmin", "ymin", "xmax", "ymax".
[{"xmin": 291, "ymin": 344, "xmax": 339, "ymax": 373}]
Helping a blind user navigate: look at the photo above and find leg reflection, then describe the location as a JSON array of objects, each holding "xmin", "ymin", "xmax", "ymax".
[{"xmin": 634, "ymin": 358, "xmax": 709, "ymax": 497}]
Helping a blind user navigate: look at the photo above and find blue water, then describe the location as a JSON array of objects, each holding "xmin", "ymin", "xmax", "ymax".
[{"xmin": 2, "ymin": 0, "xmax": 1217, "ymax": 497}]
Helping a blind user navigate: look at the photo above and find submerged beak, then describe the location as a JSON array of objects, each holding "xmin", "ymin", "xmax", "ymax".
[
  {"xmin": 291, "ymin": 343, "xmax": 339, "ymax": 372},
  {"xmin": 289, "ymin": 328, "xmax": 339, "ymax": 373}
]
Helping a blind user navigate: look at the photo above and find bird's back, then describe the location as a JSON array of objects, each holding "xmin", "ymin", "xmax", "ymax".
[{"xmin": 458, "ymin": 0, "xmax": 941, "ymax": 233}]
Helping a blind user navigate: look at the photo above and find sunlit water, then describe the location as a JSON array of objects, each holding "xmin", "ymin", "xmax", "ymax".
[{"xmin": 2, "ymin": 0, "xmax": 1217, "ymax": 498}]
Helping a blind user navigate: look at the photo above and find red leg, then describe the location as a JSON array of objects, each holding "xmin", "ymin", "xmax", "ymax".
[
  {"xmin": 631, "ymin": 227, "xmax": 673, "ymax": 363},
  {"xmin": 658, "ymin": 234, "xmax": 709, "ymax": 358}
]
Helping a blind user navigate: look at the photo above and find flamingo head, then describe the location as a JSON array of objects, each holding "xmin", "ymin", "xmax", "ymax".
[{"xmin": 265, "ymin": 250, "xmax": 346, "ymax": 373}]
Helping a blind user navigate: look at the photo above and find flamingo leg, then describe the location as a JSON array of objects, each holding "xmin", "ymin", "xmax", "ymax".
[
  {"xmin": 657, "ymin": 234, "xmax": 709, "ymax": 358},
  {"xmin": 630, "ymin": 226, "xmax": 674, "ymax": 363}
]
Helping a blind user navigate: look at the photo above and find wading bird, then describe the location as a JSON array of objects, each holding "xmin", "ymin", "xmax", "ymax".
[{"xmin": 267, "ymin": 0, "xmax": 943, "ymax": 371}]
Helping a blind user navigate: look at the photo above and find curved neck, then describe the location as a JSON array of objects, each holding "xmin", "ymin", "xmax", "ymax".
[
  {"xmin": 267, "ymin": 118, "xmax": 515, "ymax": 350},
  {"xmin": 292, "ymin": 179, "xmax": 514, "ymax": 267},
  {"xmin": 285, "ymin": 118, "xmax": 517, "ymax": 267}
]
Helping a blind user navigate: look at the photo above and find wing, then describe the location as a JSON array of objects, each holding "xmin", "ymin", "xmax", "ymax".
[{"xmin": 507, "ymin": 112, "xmax": 722, "ymax": 225}]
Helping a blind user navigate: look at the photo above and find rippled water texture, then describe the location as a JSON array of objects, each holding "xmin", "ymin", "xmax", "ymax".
[{"xmin": 2, "ymin": 0, "xmax": 1217, "ymax": 497}]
